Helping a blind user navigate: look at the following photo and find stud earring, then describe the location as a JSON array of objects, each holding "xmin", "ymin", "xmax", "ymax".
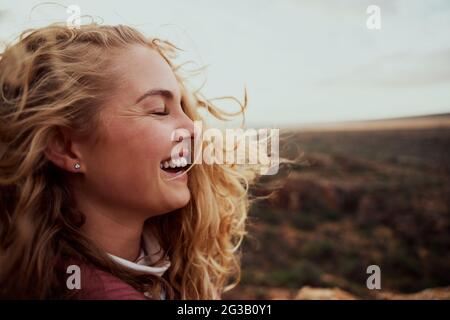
[{"xmin": 74, "ymin": 163, "xmax": 81, "ymax": 170}]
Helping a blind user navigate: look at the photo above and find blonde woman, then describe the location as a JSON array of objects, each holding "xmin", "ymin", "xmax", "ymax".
[{"xmin": 0, "ymin": 23, "xmax": 259, "ymax": 299}]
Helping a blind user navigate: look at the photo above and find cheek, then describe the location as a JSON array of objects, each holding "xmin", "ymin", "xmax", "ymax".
[
  {"xmin": 85, "ymin": 118, "xmax": 190, "ymax": 215},
  {"xmin": 105, "ymin": 118, "xmax": 167, "ymax": 158},
  {"xmin": 88, "ymin": 122, "xmax": 168, "ymax": 193},
  {"xmin": 111, "ymin": 124, "xmax": 168, "ymax": 177}
]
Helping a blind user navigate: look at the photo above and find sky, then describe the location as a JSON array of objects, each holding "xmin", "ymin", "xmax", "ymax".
[{"xmin": 0, "ymin": 0, "xmax": 449, "ymax": 127}]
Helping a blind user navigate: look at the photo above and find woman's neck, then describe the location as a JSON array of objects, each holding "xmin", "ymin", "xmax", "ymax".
[
  {"xmin": 73, "ymin": 196, "xmax": 144, "ymax": 262},
  {"xmin": 82, "ymin": 215, "xmax": 144, "ymax": 262}
]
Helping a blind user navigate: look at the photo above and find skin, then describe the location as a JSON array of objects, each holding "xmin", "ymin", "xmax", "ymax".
[{"xmin": 45, "ymin": 45, "xmax": 194, "ymax": 261}]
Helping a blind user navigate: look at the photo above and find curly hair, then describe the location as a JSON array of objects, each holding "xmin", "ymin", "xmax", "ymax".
[{"xmin": 0, "ymin": 23, "xmax": 260, "ymax": 299}]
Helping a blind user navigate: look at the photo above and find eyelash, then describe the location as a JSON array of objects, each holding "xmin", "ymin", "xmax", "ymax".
[
  {"xmin": 151, "ymin": 107, "xmax": 169, "ymax": 116},
  {"xmin": 147, "ymin": 101, "xmax": 184, "ymax": 116}
]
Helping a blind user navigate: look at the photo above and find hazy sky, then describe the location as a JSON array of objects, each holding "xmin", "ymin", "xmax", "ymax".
[{"xmin": 1, "ymin": 0, "xmax": 449, "ymax": 127}]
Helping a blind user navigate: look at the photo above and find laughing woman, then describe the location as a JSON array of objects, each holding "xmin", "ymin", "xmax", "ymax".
[{"xmin": 0, "ymin": 23, "xmax": 258, "ymax": 299}]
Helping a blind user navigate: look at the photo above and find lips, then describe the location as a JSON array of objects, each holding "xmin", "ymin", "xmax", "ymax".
[
  {"xmin": 160, "ymin": 156, "xmax": 189, "ymax": 171},
  {"xmin": 159, "ymin": 146, "xmax": 191, "ymax": 182},
  {"xmin": 159, "ymin": 159, "xmax": 190, "ymax": 185}
]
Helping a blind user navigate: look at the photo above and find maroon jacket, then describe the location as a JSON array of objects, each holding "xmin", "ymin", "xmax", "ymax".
[{"xmin": 63, "ymin": 260, "xmax": 150, "ymax": 300}]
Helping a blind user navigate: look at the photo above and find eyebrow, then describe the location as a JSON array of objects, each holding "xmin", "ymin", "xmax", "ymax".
[{"xmin": 135, "ymin": 88, "xmax": 176, "ymax": 104}]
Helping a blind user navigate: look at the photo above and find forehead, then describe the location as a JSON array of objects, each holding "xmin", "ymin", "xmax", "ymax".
[{"xmin": 112, "ymin": 45, "xmax": 180, "ymax": 100}]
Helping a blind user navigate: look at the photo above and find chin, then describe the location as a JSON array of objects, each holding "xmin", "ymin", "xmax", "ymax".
[
  {"xmin": 155, "ymin": 188, "xmax": 191, "ymax": 215},
  {"xmin": 169, "ymin": 189, "xmax": 191, "ymax": 210}
]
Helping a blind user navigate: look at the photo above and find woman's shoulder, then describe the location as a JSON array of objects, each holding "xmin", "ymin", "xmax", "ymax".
[{"xmin": 62, "ymin": 257, "xmax": 148, "ymax": 300}]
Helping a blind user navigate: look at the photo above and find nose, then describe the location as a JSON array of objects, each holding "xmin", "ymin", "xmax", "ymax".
[
  {"xmin": 172, "ymin": 114, "xmax": 195, "ymax": 142},
  {"xmin": 183, "ymin": 115, "xmax": 195, "ymax": 140}
]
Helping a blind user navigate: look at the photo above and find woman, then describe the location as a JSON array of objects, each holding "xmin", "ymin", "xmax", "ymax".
[{"xmin": 0, "ymin": 23, "xmax": 258, "ymax": 299}]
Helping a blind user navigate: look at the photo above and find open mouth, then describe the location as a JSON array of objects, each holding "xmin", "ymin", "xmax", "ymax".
[{"xmin": 159, "ymin": 156, "xmax": 190, "ymax": 176}]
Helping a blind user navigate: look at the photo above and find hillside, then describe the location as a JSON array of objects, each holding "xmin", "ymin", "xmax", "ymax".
[{"xmin": 223, "ymin": 113, "xmax": 450, "ymax": 299}]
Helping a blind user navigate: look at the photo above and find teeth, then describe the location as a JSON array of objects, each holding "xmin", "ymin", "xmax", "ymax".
[{"xmin": 160, "ymin": 157, "xmax": 189, "ymax": 170}]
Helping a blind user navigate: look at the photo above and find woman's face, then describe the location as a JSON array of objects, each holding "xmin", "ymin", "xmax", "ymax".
[{"xmin": 74, "ymin": 45, "xmax": 194, "ymax": 218}]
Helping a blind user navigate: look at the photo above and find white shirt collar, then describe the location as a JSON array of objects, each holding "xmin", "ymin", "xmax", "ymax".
[{"xmin": 107, "ymin": 230, "xmax": 171, "ymax": 277}]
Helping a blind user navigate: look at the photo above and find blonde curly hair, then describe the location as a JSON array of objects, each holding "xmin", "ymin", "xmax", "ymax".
[{"xmin": 0, "ymin": 23, "xmax": 260, "ymax": 299}]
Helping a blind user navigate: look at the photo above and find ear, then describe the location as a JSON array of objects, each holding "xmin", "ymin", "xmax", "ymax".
[{"xmin": 44, "ymin": 127, "xmax": 85, "ymax": 173}]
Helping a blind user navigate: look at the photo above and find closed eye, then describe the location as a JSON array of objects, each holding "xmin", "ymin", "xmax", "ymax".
[
  {"xmin": 152, "ymin": 111, "xmax": 169, "ymax": 116},
  {"xmin": 150, "ymin": 106, "xmax": 169, "ymax": 116}
]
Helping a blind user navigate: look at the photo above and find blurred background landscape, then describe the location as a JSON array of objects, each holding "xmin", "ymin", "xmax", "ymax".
[
  {"xmin": 1, "ymin": 0, "xmax": 449, "ymax": 300},
  {"xmin": 224, "ymin": 113, "xmax": 450, "ymax": 300}
]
